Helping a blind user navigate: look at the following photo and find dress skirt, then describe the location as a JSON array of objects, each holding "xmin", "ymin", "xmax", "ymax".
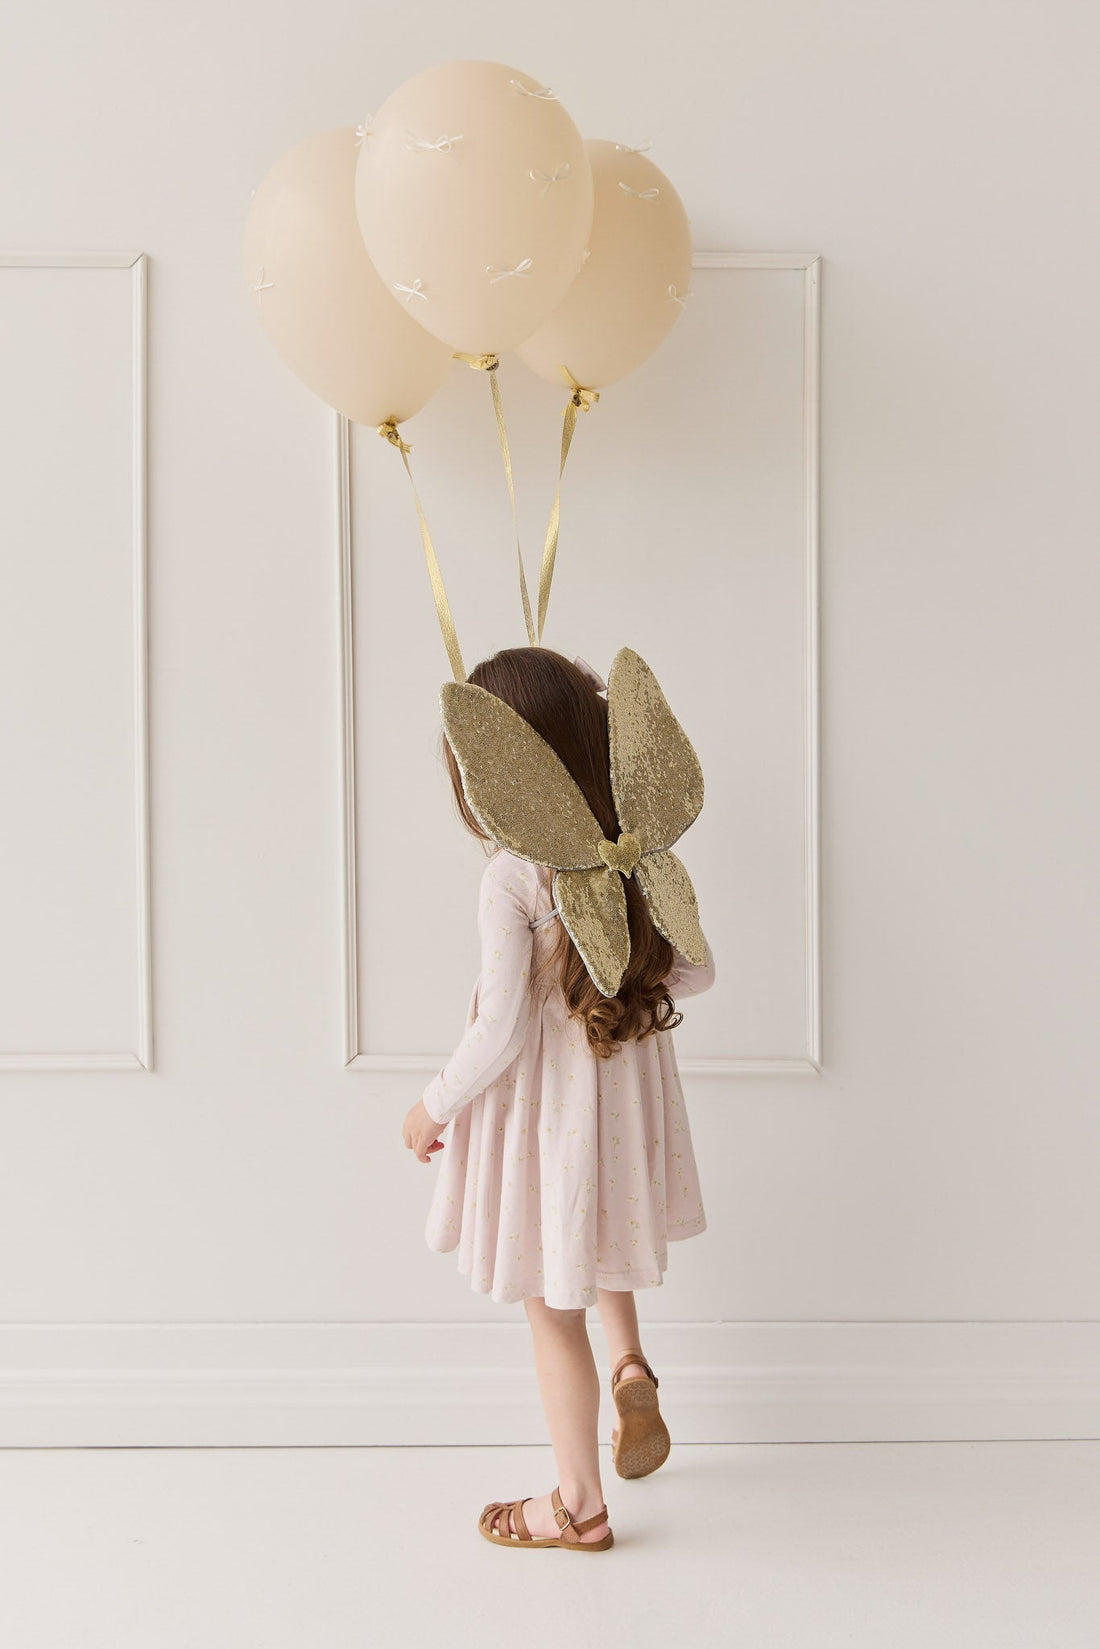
[{"xmin": 421, "ymin": 851, "xmax": 711, "ymax": 1310}]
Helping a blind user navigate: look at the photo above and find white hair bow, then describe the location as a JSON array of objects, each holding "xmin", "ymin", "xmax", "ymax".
[{"xmin": 574, "ymin": 655, "xmax": 608, "ymax": 695}]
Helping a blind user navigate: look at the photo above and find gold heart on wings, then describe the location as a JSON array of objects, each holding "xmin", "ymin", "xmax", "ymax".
[
  {"xmin": 598, "ymin": 831, "xmax": 641, "ymax": 876},
  {"xmin": 440, "ymin": 648, "xmax": 706, "ymax": 997}
]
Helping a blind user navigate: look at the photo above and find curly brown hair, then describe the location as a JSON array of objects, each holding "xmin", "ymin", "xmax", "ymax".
[{"xmin": 442, "ymin": 646, "xmax": 683, "ymax": 1058}]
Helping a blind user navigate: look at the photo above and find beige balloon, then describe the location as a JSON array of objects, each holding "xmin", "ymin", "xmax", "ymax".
[
  {"xmin": 515, "ymin": 139, "xmax": 692, "ymax": 391},
  {"xmin": 244, "ymin": 127, "xmax": 454, "ymax": 426},
  {"xmin": 355, "ymin": 60, "xmax": 594, "ymax": 356}
]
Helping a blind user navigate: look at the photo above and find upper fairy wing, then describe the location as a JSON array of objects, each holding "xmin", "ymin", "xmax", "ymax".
[
  {"xmin": 440, "ymin": 681, "xmax": 603, "ymax": 870},
  {"xmin": 606, "ymin": 649, "xmax": 704, "ymax": 853}
]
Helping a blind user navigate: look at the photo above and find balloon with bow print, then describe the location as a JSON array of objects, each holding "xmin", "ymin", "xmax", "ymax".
[
  {"xmin": 515, "ymin": 138, "xmax": 692, "ymax": 393},
  {"xmin": 355, "ymin": 60, "xmax": 595, "ymax": 357},
  {"xmin": 244, "ymin": 127, "xmax": 454, "ymax": 427}
]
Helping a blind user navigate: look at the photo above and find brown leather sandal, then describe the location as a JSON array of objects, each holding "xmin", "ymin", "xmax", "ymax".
[
  {"xmin": 478, "ymin": 1485, "xmax": 614, "ymax": 1552},
  {"xmin": 610, "ymin": 1349, "xmax": 671, "ymax": 1479}
]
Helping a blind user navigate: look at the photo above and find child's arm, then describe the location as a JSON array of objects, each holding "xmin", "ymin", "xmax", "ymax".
[
  {"xmin": 422, "ymin": 853, "xmax": 538, "ymax": 1128},
  {"xmin": 665, "ymin": 935, "xmax": 716, "ymax": 999}
]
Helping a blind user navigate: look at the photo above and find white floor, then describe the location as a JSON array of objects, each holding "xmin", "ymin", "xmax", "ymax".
[{"xmin": 0, "ymin": 1442, "xmax": 1096, "ymax": 1649}]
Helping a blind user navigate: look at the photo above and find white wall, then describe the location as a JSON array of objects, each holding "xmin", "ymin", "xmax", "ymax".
[{"xmin": 1, "ymin": 0, "xmax": 1098, "ymax": 1444}]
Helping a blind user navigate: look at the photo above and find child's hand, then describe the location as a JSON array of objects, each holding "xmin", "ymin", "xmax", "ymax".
[{"xmin": 403, "ymin": 1099, "xmax": 445, "ymax": 1164}]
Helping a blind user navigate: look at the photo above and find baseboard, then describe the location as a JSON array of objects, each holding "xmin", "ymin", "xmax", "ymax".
[{"xmin": 1, "ymin": 1321, "xmax": 1097, "ymax": 1447}]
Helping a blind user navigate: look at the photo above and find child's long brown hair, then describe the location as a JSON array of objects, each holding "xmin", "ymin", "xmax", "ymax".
[{"xmin": 443, "ymin": 647, "xmax": 683, "ymax": 1058}]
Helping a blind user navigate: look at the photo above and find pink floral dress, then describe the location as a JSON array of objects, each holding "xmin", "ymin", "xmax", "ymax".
[{"xmin": 423, "ymin": 848, "xmax": 714, "ymax": 1309}]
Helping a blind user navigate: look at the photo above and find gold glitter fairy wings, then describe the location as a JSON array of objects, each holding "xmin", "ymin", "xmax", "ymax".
[{"xmin": 440, "ymin": 647, "xmax": 706, "ymax": 997}]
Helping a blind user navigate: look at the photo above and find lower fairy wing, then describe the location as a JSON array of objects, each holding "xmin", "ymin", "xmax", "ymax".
[
  {"xmin": 553, "ymin": 865, "xmax": 630, "ymax": 999},
  {"xmin": 634, "ymin": 850, "xmax": 707, "ymax": 966}
]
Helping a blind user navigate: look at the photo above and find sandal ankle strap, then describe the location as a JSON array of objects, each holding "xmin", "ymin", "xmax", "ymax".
[
  {"xmin": 552, "ymin": 1485, "xmax": 609, "ymax": 1539},
  {"xmin": 610, "ymin": 1350, "xmax": 658, "ymax": 1390}
]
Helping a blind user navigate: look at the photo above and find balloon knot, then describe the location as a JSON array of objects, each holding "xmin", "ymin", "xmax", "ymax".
[
  {"xmin": 558, "ymin": 367, "xmax": 599, "ymax": 412},
  {"xmin": 377, "ymin": 421, "xmax": 411, "ymax": 454},
  {"xmin": 453, "ymin": 351, "xmax": 500, "ymax": 372}
]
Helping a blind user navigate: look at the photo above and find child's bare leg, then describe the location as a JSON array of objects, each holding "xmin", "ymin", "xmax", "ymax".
[
  {"xmin": 499, "ymin": 1296, "xmax": 608, "ymax": 1542},
  {"xmin": 595, "ymin": 1286, "xmax": 651, "ymax": 1383}
]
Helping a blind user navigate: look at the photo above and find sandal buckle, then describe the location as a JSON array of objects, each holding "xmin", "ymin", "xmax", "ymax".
[{"xmin": 553, "ymin": 1504, "xmax": 572, "ymax": 1530}]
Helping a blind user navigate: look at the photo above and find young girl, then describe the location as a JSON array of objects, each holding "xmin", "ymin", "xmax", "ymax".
[{"xmin": 402, "ymin": 647, "xmax": 715, "ymax": 1552}]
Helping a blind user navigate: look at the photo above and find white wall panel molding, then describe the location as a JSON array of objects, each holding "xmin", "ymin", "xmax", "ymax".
[
  {"xmin": 0, "ymin": 1320, "xmax": 1094, "ymax": 1448},
  {"xmin": 338, "ymin": 252, "xmax": 822, "ymax": 1077},
  {"xmin": 0, "ymin": 254, "xmax": 152, "ymax": 1071},
  {"xmin": 336, "ymin": 412, "xmax": 359, "ymax": 1071}
]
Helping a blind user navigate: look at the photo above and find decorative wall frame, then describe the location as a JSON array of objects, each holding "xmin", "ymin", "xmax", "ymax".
[
  {"xmin": 339, "ymin": 251, "xmax": 821, "ymax": 1077},
  {"xmin": 0, "ymin": 253, "xmax": 152, "ymax": 1072}
]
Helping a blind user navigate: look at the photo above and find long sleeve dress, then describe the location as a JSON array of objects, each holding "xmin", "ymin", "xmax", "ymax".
[{"xmin": 422, "ymin": 848, "xmax": 715, "ymax": 1310}]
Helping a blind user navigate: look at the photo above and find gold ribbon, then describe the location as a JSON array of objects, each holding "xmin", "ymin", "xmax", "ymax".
[
  {"xmin": 533, "ymin": 365, "xmax": 600, "ymax": 643},
  {"xmin": 377, "ymin": 421, "xmax": 466, "ymax": 684},
  {"xmin": 453, "ymin": 351, "xmax": 538, "ymax": 648}
]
